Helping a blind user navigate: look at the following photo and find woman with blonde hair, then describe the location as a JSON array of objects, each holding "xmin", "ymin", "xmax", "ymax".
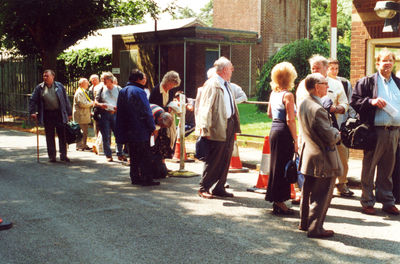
[{"xmin": 265, "ymin": 62, "xmax": 298, "ymax": 215}]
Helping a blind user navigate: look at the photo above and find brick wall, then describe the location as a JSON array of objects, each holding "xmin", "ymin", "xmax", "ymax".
[
  {"xmin": 351, "ymin": 0, "xmax": 400, "ymax": 85},
  {"xmin": 214, "ymin": 0, "xmax": 308, "ymax": 97}
]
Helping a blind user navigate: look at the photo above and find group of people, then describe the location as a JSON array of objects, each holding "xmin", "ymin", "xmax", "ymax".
[
  {"xmin": 263, "ymin": 48, "xmax": 400, "ymax": 239},
  {"xmin": 29, "ymin": 69, "xmax": 181, "ymax": 185},
  {"xmin": 27, "ymin": 50, "xmax": 400, "ymax": 239}
]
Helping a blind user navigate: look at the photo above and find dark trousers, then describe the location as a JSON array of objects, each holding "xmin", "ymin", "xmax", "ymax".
[
  {"xmin": 199, "ymin": 117, "xmax": 235, "ymax": 193},
  {"xmin": 300, "ymin": 176, "xmax": 335, "ymax": 236},
  {"xmin": 43, "ymin": 110, "xmax": 67, "ymax": 159},
  {"xmin": 128, "ymin": 140, "xmax": 153, "ymax": 184},
  {"xmin": 392, "ymin": 145, "xmax": 400, "ymax": 204}
]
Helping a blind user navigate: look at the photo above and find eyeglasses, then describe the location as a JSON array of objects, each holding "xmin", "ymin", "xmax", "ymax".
[{"xmin": 318, "ymin": 82, "xmax": 328, "ymax": 85}]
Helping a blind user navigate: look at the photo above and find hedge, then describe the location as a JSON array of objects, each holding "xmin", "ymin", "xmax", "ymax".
[
  {"xmin": 256, "ymin": 39, "xmax": 350, "ymax": 111},
  {"xmin": 56, "ymin": 48, "xmax": 112, "ymax": 84}
]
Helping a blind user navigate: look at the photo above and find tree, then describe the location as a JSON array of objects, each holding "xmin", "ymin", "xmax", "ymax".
[
  {"xmin": 311, "ymin": 0, "xmax": 352, "ymax": 46},
  {"xmin": 171, "ymin": 0, "xmax": 213, "ymax": 27},
  {"xmin": 198, "ymin": 0, "xmax": 213, "ymax": 27},
  {"xmin": 256, "ymin": 39, "xmax": 350, "ymax": 111},
  {"xmin": 0, "ymin": 0, "xmax": 168, "ymax": 70}
]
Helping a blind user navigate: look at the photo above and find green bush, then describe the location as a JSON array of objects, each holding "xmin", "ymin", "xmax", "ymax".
[
  {"xmin": 56, "ymin": 48, "xmax": 112, "ymax": 84},
  {"xmin": 256, "ymin": 39, "xmax": 350, "ymax": 111}
]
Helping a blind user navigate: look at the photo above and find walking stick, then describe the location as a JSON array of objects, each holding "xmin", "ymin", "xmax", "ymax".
[{"xmin": 35, "ymin": 116, "xmax": 39, "ymax": 163}]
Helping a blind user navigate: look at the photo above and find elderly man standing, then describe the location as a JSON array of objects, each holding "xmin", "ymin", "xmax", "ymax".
[
  {"xmin": 296, "ymin": 55, "xmax": 352, "ymax": 197},
  {"xmin": 73, "ymin": 78, "xmax": 94, "ymax": 151},
  {"xmin": 116, "ymin": 69, "xmax": 158, "ymax": 186},
  {"xmin": 29, "ymin": 70, "xmax": 72, "ymax": 162},
  {"xmin": 351, "ymin": 48, "xmax": 400, "ymax": 215},
  {"xmin": 298, "ymin": 73, "xmax": 342, "ymax": 238},
  {"xmin": 196, "ymin": 56, "xmax": 240, "ymax": 198},
  {"xmin": 94, "ymin": 72, "xmax": 125, "ymax": 162}
]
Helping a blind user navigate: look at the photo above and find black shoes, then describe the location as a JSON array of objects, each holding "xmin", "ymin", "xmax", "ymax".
[
  {"xmin": 60, "ymin": 156, "xmax": 70, "ymax": 162},
  {"xmin": 212, "ymin": 190, "xmax": 234, "ymax": 198},
  {"xmin": 0, "ymin": 220, "xmax": 13, "ymax": 231},
  {"xmin": 49, "ymin": 157, "xmax": 56, "ymax": 162},
  {"xmin": 336, "ymin": 183, "xmax": 354, "ymax": 197},
  {"xmin": 142, "ymin": 181, "xmax": 160, "ymax": 186}
]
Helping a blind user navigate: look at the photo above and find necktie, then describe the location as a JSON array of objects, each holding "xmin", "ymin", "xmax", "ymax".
[{"xmin": 224, "ymin": 81, "xmax": 234, "ymax": 116}]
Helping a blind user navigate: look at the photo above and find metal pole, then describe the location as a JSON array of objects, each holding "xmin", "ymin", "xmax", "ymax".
[
  {"xmin": 330, "ymin": 0, "xmax": 338, "ymax": 59},
  {"xmin": 179, "ymin": 93, "xmax": 186, "ymax": 171},
  {"xmin": 218, "ymin": 44, "xmax": 221, "ymax": 57},
  {"xmin": 249, "ymin": 45, "xmax": 252, "ymax": 97},
  {"xmin": 184, "ymin": 40, "xmax": 186, "ymax": 95}
]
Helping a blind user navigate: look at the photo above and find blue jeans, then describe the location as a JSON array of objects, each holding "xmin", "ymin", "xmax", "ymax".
[{"xmin": 98, "ymin": 111, "xmax": 123, "ymax": 157}]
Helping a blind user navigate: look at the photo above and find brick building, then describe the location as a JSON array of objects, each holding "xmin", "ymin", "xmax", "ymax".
[
  {"xmin": 213, "ymin": 0, "xmax": 309, "ymax": 79},
  {"xmin": 351, "ymin": 0, "xmax": 400, "ymax": 85}
]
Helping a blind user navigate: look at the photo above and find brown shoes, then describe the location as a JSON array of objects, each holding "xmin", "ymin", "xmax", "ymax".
[
  {"xmin": 212, "ymin": 190, "xmax": 234, "ymax": 198},
  {"xmin": 118, "ymin": 155, "xmax": 128, "ymax": 162},
  {"xmin": 198, "ymin": 190, "xmax": 213, "ymax": 199},
  {"xmin": 362, "ymin": 206, "xmax": 376, "ymax": 215},
  {"xmin": 382, "ymin": 205, "xmax": 400, "ymax": 215},
  {"xmin": 106, "ymin": 156, "xmax": 113, "ymax": 162}
]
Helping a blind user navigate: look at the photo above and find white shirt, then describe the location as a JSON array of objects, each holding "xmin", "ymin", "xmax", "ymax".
[
  {"xmin": 323, "ymin": 77, "xmax": 349, "ymax": 126},
  {"xmin": 217, "ymin": 75, "xmax": 235, "ymax": 118}
]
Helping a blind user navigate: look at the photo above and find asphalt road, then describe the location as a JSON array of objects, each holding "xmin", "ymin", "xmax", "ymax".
[{"xmin": 1, "ymin": 128, "xmax": 400, "ymax": 264}]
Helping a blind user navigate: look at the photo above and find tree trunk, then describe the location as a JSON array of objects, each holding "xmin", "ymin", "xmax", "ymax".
[{"xmin": 41, "ymin": 49, "xmax": 59, "ymax": 72}]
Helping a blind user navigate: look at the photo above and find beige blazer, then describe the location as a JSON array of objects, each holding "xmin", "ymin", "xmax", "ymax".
[
  {"xmin": 298, "ymin": 95, "xmax": 343, "ymax": 178},
  {"xmin": 196, "ymin": 76, "xmax": 240, "ymax": 141},
  {"xmin": 73, "ymin": 88, "xmax": 92, "ymax": 124}
]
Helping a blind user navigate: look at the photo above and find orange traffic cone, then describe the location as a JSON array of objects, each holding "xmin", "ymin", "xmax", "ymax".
[
  {"xmin": 229, "ymin": 134, "xmax": 249, "ymax": 173},
  {"xmin": 171, "ymin": 137, "xmax": 194, "ymax": 163},
  {"xmin": 247, "ymin": 135, "xmax": 270, "ymax": 194}
]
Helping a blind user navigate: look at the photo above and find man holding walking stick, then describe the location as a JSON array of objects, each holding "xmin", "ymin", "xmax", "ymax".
[{"xmin": 29, "ymin": 69, "xmax": 72, "ymax": 162}]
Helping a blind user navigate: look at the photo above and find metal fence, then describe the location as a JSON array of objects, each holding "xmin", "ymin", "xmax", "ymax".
[
  {"xmin": 0, "ymin": 55, "xmax": 40, "ymax": 122},
  {"xmin": 0, "ymin": 55, "xmax": 79, "ymax": 122}
]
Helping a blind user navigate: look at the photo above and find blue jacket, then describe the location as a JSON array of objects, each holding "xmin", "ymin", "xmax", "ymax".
[
  {"xmin": 115, "ymin": 82, "xmax": 155, "ymax": 143},
  {"xmin": 29, "ymin": 81, "xmax": 72, "ymax": 125}
]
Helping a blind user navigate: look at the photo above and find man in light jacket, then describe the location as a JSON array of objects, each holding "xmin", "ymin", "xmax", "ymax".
[
  {"xmin": 298, "ymin": 73, "xmax": 343, "ymax": 238},
  {"xmin": 196, "ymin": 57, "xmax": 241, "ymax": 199},
  {"xmin": 73, "ymin": 78, "xmax": 94, "ymax": 151}
]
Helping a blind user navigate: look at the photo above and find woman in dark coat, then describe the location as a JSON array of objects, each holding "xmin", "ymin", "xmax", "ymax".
[{"xmin": 265, "ymin": 62, "xmax": 298, "ymax": 215}]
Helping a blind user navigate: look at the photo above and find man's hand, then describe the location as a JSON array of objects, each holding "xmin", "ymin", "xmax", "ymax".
[
  {"xmin": 371, "ymin": 98, "xmax": 387, "ymax": 109},
  {"xmin": 31, "ymin": 113, "xmax": 37, "ymax": 119},
  {"xmin": 68, "ymin": 115, "xmax": 72, "ymax": 120}
]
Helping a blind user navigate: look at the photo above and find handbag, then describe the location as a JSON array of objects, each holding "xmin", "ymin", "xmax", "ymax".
[
  {"xmin": 339, "ymin": 117, "xmax": 377, "ymax": 150},
  {"xmin": 195, "ymin": 136, "xmax": 210, "ymax": 161},
  {"xmin": 65, "ymin": 121, "xmax": 83, "ymax": 145},
  {"xmin": 284, "ymin": 153, "xmax": 299, "ymax": 184}
]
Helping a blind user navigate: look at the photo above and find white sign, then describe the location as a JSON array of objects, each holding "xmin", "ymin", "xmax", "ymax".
[{"xmin": 112, "ymin": 68, "xmax": 120, "ymax": 74}]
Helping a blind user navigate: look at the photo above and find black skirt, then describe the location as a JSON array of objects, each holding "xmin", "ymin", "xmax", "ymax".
[{"xmin": 265, "ymin": 119, "xmax": 294, "ymax": 203}]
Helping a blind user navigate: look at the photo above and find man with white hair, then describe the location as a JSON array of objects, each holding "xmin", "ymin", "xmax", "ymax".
[{"xmin": 196, "ymin": 56, "xmax": 241, "ymax": 198}]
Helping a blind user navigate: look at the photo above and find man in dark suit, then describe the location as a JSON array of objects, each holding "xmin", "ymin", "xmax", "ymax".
[
  {"xmin": 115, "ymin": 69, "xmax": 158, "ymax": 186},
  {"xmin": 29, "ymin": 69, "xmax": 72, "ymax": 162},
  {"xmin": 298, "ymin": 73, "xmax": 342, "ymax": 238},
  {"xmin": 351, "ymin": 48, "xmax": 400, "ymax": 215}
]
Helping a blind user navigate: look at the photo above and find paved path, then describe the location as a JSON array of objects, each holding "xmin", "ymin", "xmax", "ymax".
[{"xmin": 0, "ymin": 128, "xmax": 399, "ymax": 263}]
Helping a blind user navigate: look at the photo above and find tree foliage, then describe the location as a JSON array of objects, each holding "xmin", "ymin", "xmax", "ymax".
[
  {"xmin": 56, "ymin": 48, "xmax": 111, "ymax": 84},
  {"xmin": 0, "ymin": 0, "xmax": 169, "ymax": 70},
  {"xmin": 311, "ymin": 0, "xmax": 352, "ymax": 46},
  {"xmin": 256, "ymin": 39, "xmax": 350, "ymax": 111},
  {"xmin": 171, "ymin": 0, "xmax": 213, "ymax": 27}
]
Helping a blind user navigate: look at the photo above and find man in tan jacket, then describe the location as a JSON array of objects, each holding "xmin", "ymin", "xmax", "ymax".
[
  {"xmin": 298, "ymin": 73, "xmax": 343, "ymax": 238},
  {"xmin": 196, "ymin": 57, "xmax": 240, "ymax": 198},
  {"xmin": 73, "ymin": 78, "xmax": 94, "ymax": 151}
]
